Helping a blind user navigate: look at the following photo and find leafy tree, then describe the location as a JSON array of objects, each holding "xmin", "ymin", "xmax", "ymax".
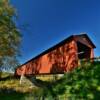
[{"xmin": 0, "ymin": 0, "xmax": 21, "ymax": 73}]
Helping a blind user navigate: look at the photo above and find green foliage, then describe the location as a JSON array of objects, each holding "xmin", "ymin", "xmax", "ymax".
[
  {"xmin": 0, "ymin": 0, "xmax": 21, "ymax": 71},
  {"xmin": 61, "ymin": 61, "xmax": 100, "ymax": 100},
  {"xmin": 33, "ymin": 61, "xmax": 100, "ymax": 100}
]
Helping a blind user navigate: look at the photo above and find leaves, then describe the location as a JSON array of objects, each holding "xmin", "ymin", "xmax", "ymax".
[
  {"xmin": 0, "ymin": 0, "xmax": 21, "ymax": 71},
  {"xmin": 61, "ymin": 61, "xmax": 100, "ymax": 99},
  {"xmin": 48, "ymin": 61, "xmax": 100, "ymax": 99}
]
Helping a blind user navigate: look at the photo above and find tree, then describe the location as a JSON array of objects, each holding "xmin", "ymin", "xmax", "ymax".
[{"xmin": 0, "ymin": 0, "xmax": 21, "ymax": 73}]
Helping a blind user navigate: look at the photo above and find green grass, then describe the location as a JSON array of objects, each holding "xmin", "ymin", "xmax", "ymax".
[
  {"xmin": 0, "ymin": 60, "xmax": 100, "ymax": 100},
  {"xmin": 0, "ymin": 76, "xmax": 34, "ymax": 93},
  {"xmin": 0, "ymin": 72, "xmax": 41, "ymax": 100}
]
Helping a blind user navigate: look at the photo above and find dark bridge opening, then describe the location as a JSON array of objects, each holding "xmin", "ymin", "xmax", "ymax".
[{"xmin": 77, "ymin": 42, "xmax": 91, "ymax": 59}]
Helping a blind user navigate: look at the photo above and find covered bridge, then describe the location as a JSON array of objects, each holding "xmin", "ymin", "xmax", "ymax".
[{"xmin": 15, "ymin": 34, "xmax": 96, "ymax": 76}]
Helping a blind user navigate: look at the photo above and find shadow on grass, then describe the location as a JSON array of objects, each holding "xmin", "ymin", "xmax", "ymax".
[
  {"xmin": 0, "ymin": 75, "xmax": 19, "ymax": 81},
  {"xmin": 0, "ymin": 87, "xmax": 28, "ymax": 100},
  {"xmin": 27, "ymin": 75, "xmax": 66, "ymax": 99}
]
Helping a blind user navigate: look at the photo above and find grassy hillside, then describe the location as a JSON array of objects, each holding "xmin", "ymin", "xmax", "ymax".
[{"xmin": 0, "ymin": 60, "xmax": 100, "ymax": 100}]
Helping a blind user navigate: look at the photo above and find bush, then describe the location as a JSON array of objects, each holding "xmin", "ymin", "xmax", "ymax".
[{"xmin": 37, "ymin": 61, "xmax": 100, "ymax": 99}]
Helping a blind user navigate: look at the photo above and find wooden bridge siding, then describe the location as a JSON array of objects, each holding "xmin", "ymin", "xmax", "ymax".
[
  {"xmin": 15, "ymin": 40, "xmax": 78, "ymax": 76},
  {"xmin": 90, "ymin": 49, "xmax": 94, "ymax": 59}
]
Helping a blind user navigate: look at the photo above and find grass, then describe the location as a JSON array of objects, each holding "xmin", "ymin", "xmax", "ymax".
[
  {"xmin": 0, "ymin": 91, "xmax": 26, "ymax": 100},
  {"xmin": 0, "ymin": 72, "xmax": 64, "ymax": 100},
  {"xmin": 0, "ymin": 72, "xmax": 41, "ymax": 100},
  {"xmin": 0, "ymin": 60, "xmax": 100, "ymax": 100},
  {"xmin": 0, "ymin": 74, "xmax": 34, "ymax": 93}
]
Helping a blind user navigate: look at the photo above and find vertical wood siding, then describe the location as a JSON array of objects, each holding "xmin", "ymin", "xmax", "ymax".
[{"xmin": 15, "ymin": 40, "xmax": 78, "ymax": 75}]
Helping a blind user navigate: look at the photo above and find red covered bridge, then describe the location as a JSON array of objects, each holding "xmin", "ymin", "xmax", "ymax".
[{"xmin": 15, "ymin": 34, "xmax": 96, "ymax": 76}]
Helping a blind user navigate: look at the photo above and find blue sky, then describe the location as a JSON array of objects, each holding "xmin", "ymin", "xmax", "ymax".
[{"xmin": 11, "ymin": 0, "xmax": 100, "ymax": 64}]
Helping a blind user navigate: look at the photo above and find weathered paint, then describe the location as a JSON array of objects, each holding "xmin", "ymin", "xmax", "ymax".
[{"xmin": 15, "ymin": 34, "xmax": 96, "ymax": 76}]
